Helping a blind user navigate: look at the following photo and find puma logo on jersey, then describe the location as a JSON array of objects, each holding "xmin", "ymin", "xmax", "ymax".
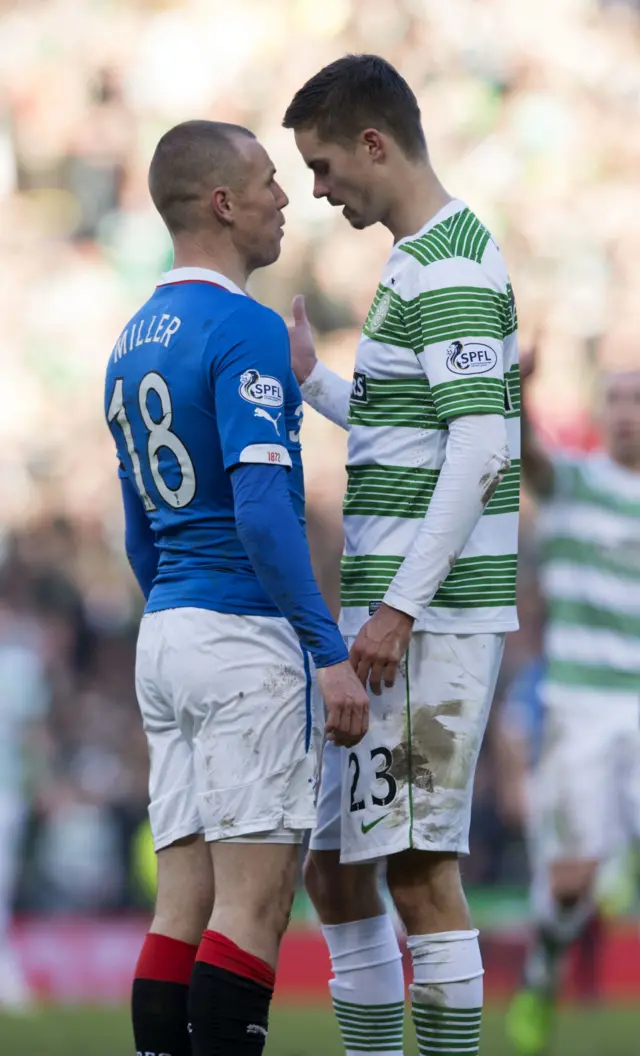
[{"xmin": 254, "ymin": 407, "xmax": 281, "ymax": 434}]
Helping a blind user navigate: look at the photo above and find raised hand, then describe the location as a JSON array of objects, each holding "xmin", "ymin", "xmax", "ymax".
[{"xmin": 288, "ymin": 294, "xmax": 318, "ymax": 385}]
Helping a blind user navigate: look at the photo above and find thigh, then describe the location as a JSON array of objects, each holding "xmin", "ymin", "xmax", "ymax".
[
  {"xmin": 530, "ymin": 704, "xmax": 616, "ymax": 864},
  {"xmin": 340, "ymin": 632, "xmax": 504, "ymax": 865},
  {"xmin": 165, "ymin": 610, "xmax": 321, "ymax": 843},
  {"xmin": 310, "ymin": 739, "xmax": 343, "ymax": 852},
  {"xmin": 136, "ymin": 613, "xmax": 202, "ymax": 851}
]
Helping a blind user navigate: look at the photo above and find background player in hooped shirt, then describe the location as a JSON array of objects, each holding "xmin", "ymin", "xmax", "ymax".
[
  {"xmin": 283, "ymin": 57, "xmax": 519, "ymax": 1056},
  {"xmin": 506, "ymin": 346, "xmax": 640, "ymax": 1056},
  {"xmin": 104, "ymin": 120, "xmax": 368, "ymax": 1056}
]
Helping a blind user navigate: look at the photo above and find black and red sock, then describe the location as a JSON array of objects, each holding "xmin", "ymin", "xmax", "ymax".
[
  {"xmin": 132, "ymin": 932, "xmax": 198, "ymax": 1056},
  {"xmin": 189, "ymin": 930, "xmax": 276, "ymax": 1055}
]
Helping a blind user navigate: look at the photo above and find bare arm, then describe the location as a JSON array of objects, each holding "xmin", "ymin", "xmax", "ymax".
[{"xmin": 520, "ymin": 346, "xmax": 555, "ymax": 499}]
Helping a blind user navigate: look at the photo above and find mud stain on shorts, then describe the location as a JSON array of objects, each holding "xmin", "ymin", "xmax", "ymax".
[
  {"xmin": 392, "ymin": 700, "xmax": 472, "ymax": 796},
  {"xmin": 242, "ymin": 727, "xmax": 260, "ymax": 754},
  {"xmin": 263, "ymin": 664, "xmax": 300, "ymax": 700},
  {"xmin": 392, "ymin": 740, "xmax": 434, "ymax": 793}
]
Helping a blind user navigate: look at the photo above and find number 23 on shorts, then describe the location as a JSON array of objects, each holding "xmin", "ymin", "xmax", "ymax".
[{"xmin": 346, "ymin": 744, "xmax": 398, "ymax": 834}]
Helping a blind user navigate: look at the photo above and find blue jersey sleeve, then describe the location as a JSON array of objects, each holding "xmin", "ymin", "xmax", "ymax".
[
  {"xmin": 232, "ymin": 463, "xmax": 348, "ymax": 669},
  {"xmin": 210, "ymin": 301, "xmax": 293, "ymax": 471}
]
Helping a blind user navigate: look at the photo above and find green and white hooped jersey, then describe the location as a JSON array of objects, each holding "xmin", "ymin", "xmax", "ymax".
[
  {"xmin": 539, "ymin": 453, "xmax": 640, "ymax": 708},
  {"xmin": 339, "ymin": 199, "xmax": 520, "ymax": 636}
]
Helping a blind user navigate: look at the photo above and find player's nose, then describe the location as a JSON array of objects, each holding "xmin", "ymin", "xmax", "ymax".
[
  {"xmin": 274, "ymin": 181, "xmax": 289, "ymax": 210},
  {"xmin": 313, "ymin": 175, "xmax": 329, "ymax": 200}
]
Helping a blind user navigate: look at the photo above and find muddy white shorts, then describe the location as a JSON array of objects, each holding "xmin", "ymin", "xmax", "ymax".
[
  {"xmin": 527, "ymin": 696, "xmax": 640, "ymax": 866},
  {"xmin": 311, "ymin": 631, "xmax": 504, "ymax": 864},
  {"xmin": 135, "ymin": 608, "xmax": 320, "ymax": 851}
]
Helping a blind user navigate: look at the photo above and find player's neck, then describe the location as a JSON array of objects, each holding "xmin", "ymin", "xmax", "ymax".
[
  {"xmin": 382, "ymin": 162, "xmax": 454, "ymax": 243},
  {"xmin": 171, "ymin": 240, "xmax": 249, "ymax": 291}
]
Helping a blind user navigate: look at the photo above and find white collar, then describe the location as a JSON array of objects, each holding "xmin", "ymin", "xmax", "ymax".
[
  {"xmin": 157, "ymin": 267, "xmax": 247, "ymax": 297},
  {"xmin": 395, "ymin": 198, "xmax": 467, "ymax": 247}
]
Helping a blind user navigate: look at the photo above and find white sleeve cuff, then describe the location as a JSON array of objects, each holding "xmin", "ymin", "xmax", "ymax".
[
  {"xmin": 237, "ymin": 443, "xmax": 292, "ymax": 467},
  {"xmin": 301, "ymin": 360, "xmax": 351, "ymax": 430}
]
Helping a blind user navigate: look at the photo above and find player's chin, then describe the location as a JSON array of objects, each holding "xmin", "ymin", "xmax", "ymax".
[
  {"xmin": 257, "ymin": 241, "xmax": 283, "ymax": 268},
  {"xmin": 344, "ymin": 209, "xmax": 372, "ymax": 231}
]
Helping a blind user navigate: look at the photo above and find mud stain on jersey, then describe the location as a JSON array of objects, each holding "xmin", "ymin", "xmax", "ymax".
[
  {"xmin": 480, "ymin": 448, "xmax": 511, "ymax": 506},
  {"xmin": 302, "ymin": 378, "xmax": 325, "ymax": 402}
]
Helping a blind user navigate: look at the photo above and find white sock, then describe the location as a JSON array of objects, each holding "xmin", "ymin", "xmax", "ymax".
[
  {"xmin": 408, "ymin": 930, "xmax": 483, "ymax": 1056},
  {"xmin": 323, "ymin": 914, "xmax": 405, "ymax": 1055}
]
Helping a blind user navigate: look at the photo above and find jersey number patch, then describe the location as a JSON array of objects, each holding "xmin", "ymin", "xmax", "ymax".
[{"xmin": 107, "ymin": 372, "xmax": 196, "ymax": 511}]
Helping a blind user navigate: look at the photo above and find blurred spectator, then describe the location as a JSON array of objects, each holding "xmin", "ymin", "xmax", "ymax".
[{"xmin": 0, "ymin": 597, "xmax": 49, "ymax": 1007}]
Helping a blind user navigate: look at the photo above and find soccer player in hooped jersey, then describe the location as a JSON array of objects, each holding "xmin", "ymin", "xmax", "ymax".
[
  {"xmin": 104, "ymin": 120, "xmax": 368, "ymax": 1056},
  {"xmin": 506, "ymin": 348, "xmax": 640, "ymax": 1056},
  {"xmin": 283, "ymin": 56, "xmax": 520, "ymax": 1056}
]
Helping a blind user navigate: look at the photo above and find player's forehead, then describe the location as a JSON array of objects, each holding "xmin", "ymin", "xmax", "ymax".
[
  {"xmin": 294, "ymin": 127, "xmax": 347, "ymax": 167},
  {"xmin": 236, "ymin": 135, "xmax": 275, "ymax": 178}
]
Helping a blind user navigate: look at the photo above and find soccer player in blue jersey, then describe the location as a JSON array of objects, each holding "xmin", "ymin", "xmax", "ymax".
[{"xmin": 104, "ymin": 120, "xmax": 369, "ymax": 1056}]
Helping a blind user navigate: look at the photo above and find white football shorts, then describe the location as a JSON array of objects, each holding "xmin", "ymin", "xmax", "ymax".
[
  {"xmin": 311, "ymin": 631, "xmax": 505, "ymax": 863},
  {"xmin": 527, "ymin": 695, "xmax": 640, "ymax": 865},
  {"xmin": 135, "ymin": 608, "xmax": 321, "ymax": 851}
]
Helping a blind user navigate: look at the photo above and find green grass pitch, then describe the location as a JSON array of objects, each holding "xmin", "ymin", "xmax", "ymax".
[{"xmin": 0, "ymin": 1002, "xmax": 637, "ymax": 1054}]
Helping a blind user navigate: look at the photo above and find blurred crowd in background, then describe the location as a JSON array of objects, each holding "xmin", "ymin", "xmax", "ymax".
[{"xmin": 1, "ymin": 0, "xmax": 640, "ymax": 914}]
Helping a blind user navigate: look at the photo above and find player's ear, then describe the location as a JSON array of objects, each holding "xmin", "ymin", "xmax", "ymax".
[
  {"xmin": 211, "ymin": 186, "xmax": 234, "ymax": 226},
  {"xmin": 362, "ymin": 129, "xmax": 386, "ymax": 163}
]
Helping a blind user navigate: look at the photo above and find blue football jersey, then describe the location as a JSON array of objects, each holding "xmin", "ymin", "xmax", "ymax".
[{"xmin": 104, "ymin": 267, "xmax": 305, "ymax": 616}]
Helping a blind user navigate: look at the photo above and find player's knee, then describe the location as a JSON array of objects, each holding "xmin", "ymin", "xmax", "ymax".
[
  {"xmin": 387, "ymin": 850, "xmax": 469, "ymax": 935},
  {"xmin": 303, "ymin": 851, "xmax": 335, "ymax": 916},
  {"xmin": 153, "ymin": 879, "xmax": 212, "ymax": 943},
  {"xmin": 230, "ymin": 870, "xmax": 295, "ymax": 946},
  {"xmin": 304, "ymin": 851, "xmax": 382, "ymax": 924},
  {"xmin": 265, "ymin": 878, "xmax": 296, "ymax": 941}
]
